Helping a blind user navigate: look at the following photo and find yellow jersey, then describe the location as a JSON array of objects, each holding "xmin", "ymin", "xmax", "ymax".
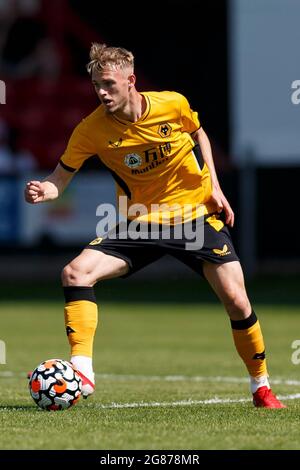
[{"xmin": 60, "ymin": 91, "xmax": 216, "ymax": 224}]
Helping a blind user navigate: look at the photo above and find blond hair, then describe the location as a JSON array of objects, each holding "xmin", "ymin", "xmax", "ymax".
[{"xmin": 87, "ymin": 43, "xmax": 134, "ymax": 75}]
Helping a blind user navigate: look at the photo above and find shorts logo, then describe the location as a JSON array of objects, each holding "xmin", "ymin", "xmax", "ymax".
[
  {"xmin": 89, "ymin": 237, "xmax": 103, "ymax": 245},
  {"xmin": 212, "ymin": 244, "xmax": 231, "ymax": 256},
  {"xmin": 124, "ymin": 153, "xmax": 142, "ymax": 168},
  {"xmin": 158, "ymin": 123, "xmax": 172, "ymax": 138}
]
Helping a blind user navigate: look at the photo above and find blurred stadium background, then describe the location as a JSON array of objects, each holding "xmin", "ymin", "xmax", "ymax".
[{"xmin": 0, "ymin": 0, "xmax": 299, "ymax": 286}]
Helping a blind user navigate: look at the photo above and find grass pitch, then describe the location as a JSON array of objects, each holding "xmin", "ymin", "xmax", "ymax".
[{"xmin": 0, "ymin": 279, "xmax": 300, "ymax": 450}]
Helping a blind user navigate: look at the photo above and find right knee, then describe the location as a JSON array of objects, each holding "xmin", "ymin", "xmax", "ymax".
[{"xmin": 61, "ymin": 263, "xmax": 88, "ymax": 287}]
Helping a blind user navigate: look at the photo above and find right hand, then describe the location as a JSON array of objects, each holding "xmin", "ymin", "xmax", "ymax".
[{"xmin": 24, "ymin": 181, "xmax": 47, "ymax": 204}]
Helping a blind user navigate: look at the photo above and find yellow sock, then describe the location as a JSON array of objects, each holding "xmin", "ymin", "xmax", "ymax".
[
  {"xmin": 63, "ymin": 287, "xmax": 98, "ymax": 358},
  {"xmin": 231, "ymin": 311, "xmax": 268, "ymax": 377}
]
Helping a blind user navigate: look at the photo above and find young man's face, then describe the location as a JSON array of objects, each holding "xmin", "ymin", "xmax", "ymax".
[{"xmin": 91, "ymin": 67, "xmax": 133, "ymax": 114}]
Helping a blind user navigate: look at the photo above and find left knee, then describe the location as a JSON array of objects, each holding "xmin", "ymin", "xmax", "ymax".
[{"xmin": 223, "ymin": 292, "xmax": 252, "ymax": 319}]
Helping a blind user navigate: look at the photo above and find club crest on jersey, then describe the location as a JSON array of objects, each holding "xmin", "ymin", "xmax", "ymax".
[
  {"xmin": 158, "ymin": 123, "xmax": 172, "ymax": 138},
  {"xmin": 124, "ymin": 153, "xmax": 142, "ymax": 168}
]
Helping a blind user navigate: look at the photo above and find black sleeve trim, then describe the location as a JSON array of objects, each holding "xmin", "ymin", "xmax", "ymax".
[
  {"xmin": 59, "ymin": 160, "xmax": 77, "ymax": 173},
  {"xmin": 191, "ymin": 125, "xmax": 202, "ymax": 136}
]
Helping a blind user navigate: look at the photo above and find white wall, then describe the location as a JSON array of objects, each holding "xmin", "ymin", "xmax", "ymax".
[
  {"xmin": 19, "ymin": 172, "xmax": 116, "ymax": 245},
  {"xmin": 229, "ymin": 0, "xmax": 300, "ymax": 164}
]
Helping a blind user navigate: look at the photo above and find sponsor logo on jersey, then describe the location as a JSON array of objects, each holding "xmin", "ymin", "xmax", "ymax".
[
  {"xmin": 124, "ymin": 153, "xmax": 142, "ymax": 168},
  {"xmin": 212, "ymin": 244, "xmax": 231, "ymax": 256},
  {"xmin": 130, "ymin": 143, "xmax": 172, "ymax": 175}
]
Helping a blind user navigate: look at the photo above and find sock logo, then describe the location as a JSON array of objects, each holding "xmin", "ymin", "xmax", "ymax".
[
  {"xmin": 252, "ymin": 350, "xmax": 266, "ymax": 360},
  {"xmin": 66, "ymin": 326, "xmax": 75, "ymax": 336}
]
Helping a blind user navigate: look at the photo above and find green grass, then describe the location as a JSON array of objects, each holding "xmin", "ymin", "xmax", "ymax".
[{"xmin": 1, "ymin": 298, "xmax": 300, "ymax": 449}]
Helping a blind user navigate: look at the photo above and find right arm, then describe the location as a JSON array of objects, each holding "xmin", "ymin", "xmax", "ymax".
[{"xmin": 24, "ymin": 163, "xmax": 75, "ymax": 204}]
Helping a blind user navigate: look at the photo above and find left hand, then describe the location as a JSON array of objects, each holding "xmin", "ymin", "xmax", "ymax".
[{"xmin": 210, "ymin": 187, "xmax": 235, "ymax": 227}]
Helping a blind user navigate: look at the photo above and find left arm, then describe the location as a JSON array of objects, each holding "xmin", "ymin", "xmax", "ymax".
[{"xmin": 193, "ymin": 127, "xmax": 234, "ymax": 227}]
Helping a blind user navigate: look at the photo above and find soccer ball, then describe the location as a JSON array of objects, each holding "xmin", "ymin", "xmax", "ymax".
[{"xmin": 29, "ymin": 359, "xmax": 82, "ymax": 410}]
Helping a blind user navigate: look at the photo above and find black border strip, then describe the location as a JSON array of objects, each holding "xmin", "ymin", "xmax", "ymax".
[{"xmin": 0, "ymin": 450, "xmax": 294, "ymax": 464}]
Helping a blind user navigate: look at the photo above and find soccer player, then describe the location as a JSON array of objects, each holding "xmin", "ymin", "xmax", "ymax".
[{"xmin": 25, "ymin": 43, "xmax": 285, "ymax": 408}]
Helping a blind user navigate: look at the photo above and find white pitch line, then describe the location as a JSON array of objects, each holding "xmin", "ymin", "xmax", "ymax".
[
  {"xmin": 0, "ymin": 371, "xmax": 14, "ymax": 377},
  {"xmin": 96, "ymin": 373, "xmax": 250, "ymax": 382},
  {"xmin": 1, "ymin": 371, "xmax": 300, "ymax": 409},
  {"xmin": 96, "ymin": 373, "xmax": 300, "ymax": 387},
  {"xmin": 93, "ymin": 397, "xmax": 249, "ymax": 409},
  {"xmin": 91, "ymin": 393, "xmax": 300, "ymax": 410},
  {"xmin": 2, "ymin": 371, "xmax": 300, "ymax": 387}
]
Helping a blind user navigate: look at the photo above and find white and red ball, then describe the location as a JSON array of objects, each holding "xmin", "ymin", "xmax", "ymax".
[{"xmin": 29, "ymin": 359, "xmax": 82, "ymax": 410}]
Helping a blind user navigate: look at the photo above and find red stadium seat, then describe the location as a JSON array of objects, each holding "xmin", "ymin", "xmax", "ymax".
[{"xmin": 4, "ymin": 77, "xmax": 96, "ymax": 169}]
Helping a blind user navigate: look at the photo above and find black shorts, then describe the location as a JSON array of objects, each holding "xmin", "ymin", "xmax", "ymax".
[{"xmin": 86, "ymin": 213, "xmax": 239, "ymax": 278}]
